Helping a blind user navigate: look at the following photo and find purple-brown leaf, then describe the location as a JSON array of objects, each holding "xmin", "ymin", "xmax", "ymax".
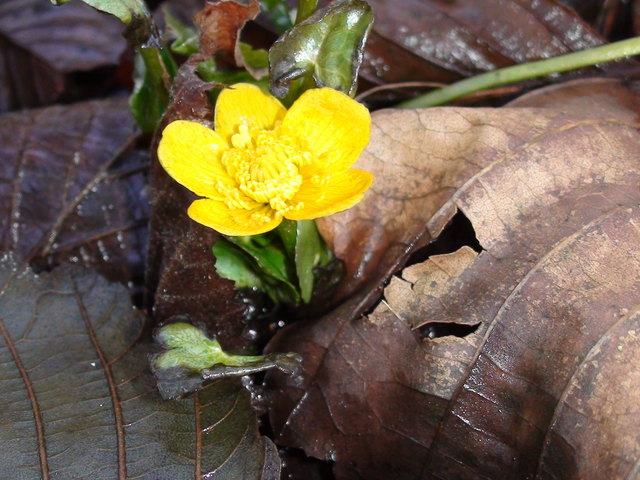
[
  {"xmin": 0, "ymin": 97, "xmax": 148, "ymax": 290},
  {"xmin": 0, "ymin": 255, "xmax": 280, "ymax": 479},
  {"xmin": 0, "ymin": 0, "xmax": 127, "ymax": 112}
]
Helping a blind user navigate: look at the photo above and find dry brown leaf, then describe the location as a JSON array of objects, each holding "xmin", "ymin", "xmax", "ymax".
[
  {"xmin": 267, "ymin": 78, "xmax": 640, "ymax": 479},
  {"xmin": 195, "ymin": 0, "xmax": 260, "ymax": 66}
]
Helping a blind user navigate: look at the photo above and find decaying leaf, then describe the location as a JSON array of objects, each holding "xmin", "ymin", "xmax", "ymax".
[
  {"xmin": 267, "ymin": 78, "xmax": 640, "ymax": 479},
  {"xmin": 195, "ymin": 0, "xmax": 260, "ymax": 66},
  {"xmin": 0, "ymin": 97, "xmax": 148, "ymax": 290},
  {"xmin": 0, "ymin": 0, "xmax": 127, "ymax": 112},
  {"xmin": 0, "ymin": 255, "xmax": 280, "ymax": 479}
]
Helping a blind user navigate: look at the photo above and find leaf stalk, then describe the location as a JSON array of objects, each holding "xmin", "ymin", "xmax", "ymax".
[{"xmin": 397, "ymin": 36, "xmax": 640, "ymax": 108}]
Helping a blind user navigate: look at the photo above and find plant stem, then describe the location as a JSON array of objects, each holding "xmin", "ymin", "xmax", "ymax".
[
  {"xmin": 396, "ymin": 36, "xmax": 640, "ymax": 109},
  {"xmin": 295, "ymin": 0, "xmax": 318, "ymax": 24}
]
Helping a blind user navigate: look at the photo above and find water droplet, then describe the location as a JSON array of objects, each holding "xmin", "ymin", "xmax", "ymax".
[
  {"xmin": 116, "ymin": 231, "xmax": 126, "ymax": 249},
  {"xmin": 327, "ymin": 449, "xmax": 337, "ymax": 461},
  {"xmin": 97, "ymin": 240, "xmax": 110, "ymax": 261},
  {"xmin": 245, "ymin": 329, "xmax": 258, "ymax": 340}
]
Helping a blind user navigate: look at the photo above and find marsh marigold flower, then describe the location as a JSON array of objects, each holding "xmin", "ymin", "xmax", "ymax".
[{"xmin": 157, "ymin": 83, "xmax": 373, "ymax": 236}]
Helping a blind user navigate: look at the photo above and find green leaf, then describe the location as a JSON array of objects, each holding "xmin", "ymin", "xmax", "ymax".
[
  {"xmin": 130, "ymin": 47, "xmax": 178, "ymax": 133},
  {"xmin": 237, "ymin": 42, "xmax": 270, "ymax": 79},
  {"xmin": 294, "ymin": 0, "xmax": 318, "ymax": 24},
  {"xmin": 239, "ymin": 42, "xmax": 269, "ymax": 70},
  {"xmin": 51, "ymin": 0, "xmax": 156, "ymax": 45},
  {"xmin": 0, "ymin": 255, "xmax": 280, "ymax": 479},
  {"xmin": 228, "ymin": 234, "xmax": 296, "ymax": 287},
  {"xmin": 268, "ymin": 0, "xmax": 373, "ymax": 98},
  {"xmin": 164, "ymin": 8, "xmax": 199, "ymax": 56},
  {"xmin": 259, "ymin": 0, "xmax": 294, "ymax": 34},
  {"xmin": 213, "ymin": 237, "xmax": 267, "ymax": 290},
  {"xmin": 197, "ymin": 58, "xmax": 270, "ymax": 105},
  {"xmin": 276, "ymin": 218, "xmax": 298, "ymax": 259},
  {"xmin": 213, "ymin": 237, "xmax": 301, "ymax": 305},
  {"xmin": 295, "ymin": 220, "xmax": 332, "ymax": 303}
]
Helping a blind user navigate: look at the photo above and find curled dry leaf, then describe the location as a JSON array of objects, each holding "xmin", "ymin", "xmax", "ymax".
[
  {"xmin": 267, "ymin": 79, "xmax": 640, "ymax": 479},
  {"xmin": 0, "ymin": 0, "xmax": 127, "ymax": 112},
  {"xmin": 194, "ymin": 0, "xmax": 260, "ymax": 66},
  {"xmin": 0, "ymin": 97, "xmax": 148, "ymax": 291},
  {"xmin": 0, "ymin": 255, "xmax": 279, "ymax": 480}
]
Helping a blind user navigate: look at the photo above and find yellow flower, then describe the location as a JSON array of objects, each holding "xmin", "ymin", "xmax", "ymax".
[{"xmin": 157, "ymin": 83, "xmax": 373, "ymax": 236}]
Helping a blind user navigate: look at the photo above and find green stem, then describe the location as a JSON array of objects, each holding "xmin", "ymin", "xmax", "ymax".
[
  {"xmin": 295, "ymin": 0, "xmax": 318, "ymax": 24},
  {"xmin": 397, "ymin": 36, "xmax": 640, "ymax": 109}
]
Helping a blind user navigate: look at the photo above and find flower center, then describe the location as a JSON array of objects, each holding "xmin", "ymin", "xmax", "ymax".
[{"xmin": 220, "ymin": 124, "xmax": 311, "ymax": 213}]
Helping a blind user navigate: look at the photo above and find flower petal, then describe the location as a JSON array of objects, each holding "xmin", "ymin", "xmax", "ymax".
[
  {"xmin": 285, "ymin": 169, "xmax": 373, "ymax": 220},
  {"xmin": 158, "ymin": 120, "xmax": 232, "ymax": 198},
  {"xmin": 215, "ymin": 83, "xmax": 286, "ymax": 142},
  {"xmin": 188, "ymin": 199, "xmax": 282, "ymax": 236},
  {"xmin": 281, "ymin": 88, "xmax": 370, "ymax": 171}
]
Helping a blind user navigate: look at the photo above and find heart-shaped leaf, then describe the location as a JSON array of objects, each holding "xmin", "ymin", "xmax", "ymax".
[{"xmin": 269, "ymin": 0, "xmax": 373, "ymax": 97}]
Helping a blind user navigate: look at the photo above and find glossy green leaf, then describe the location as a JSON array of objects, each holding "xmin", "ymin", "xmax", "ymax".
[
  {"xmin": 213, "ymin": 237, "xmax": 301, "ymax": 305},
  {"xmin": 0, "ymin": 255, "xmax": 280, "ymax": 479},
  {"xmin": 268, "ymin": 0, "xmax": 373, "ymax": 98},
  {"xmin": 228, "ymin": 234, "xmax": 296, "ymax": 286},
  {"xmin": 130, "ymin": 47, "xmax": 177, "ymax": 133}
]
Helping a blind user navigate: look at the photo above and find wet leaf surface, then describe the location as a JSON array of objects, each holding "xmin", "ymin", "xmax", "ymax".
[
  {"xmin": 0, "ymin": 255, "xmax": 280, "ymax": 480},
  {"xmin": 0, "ymin": 97, "xmax": 148, "ymax": 292},
  {"xmin": 266, "ymin": 79, "xmax": 640, "ymax": 479},
  {"xmin": 0, "ymin": 0, "xmax": 127, "ymax": 112},
  {"xmin": 268, "ymin": 0, "xmax": 373, "ymax": 98}
]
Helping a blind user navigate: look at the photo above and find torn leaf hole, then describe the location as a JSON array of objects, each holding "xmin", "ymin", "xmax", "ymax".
[
  {"xmin": 406, "ymin": 209, "xmax": 483, "ymax": 267},
  {"xmin": 418, "ymin": 322, "xmax": 481, "ymax": 340}
]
